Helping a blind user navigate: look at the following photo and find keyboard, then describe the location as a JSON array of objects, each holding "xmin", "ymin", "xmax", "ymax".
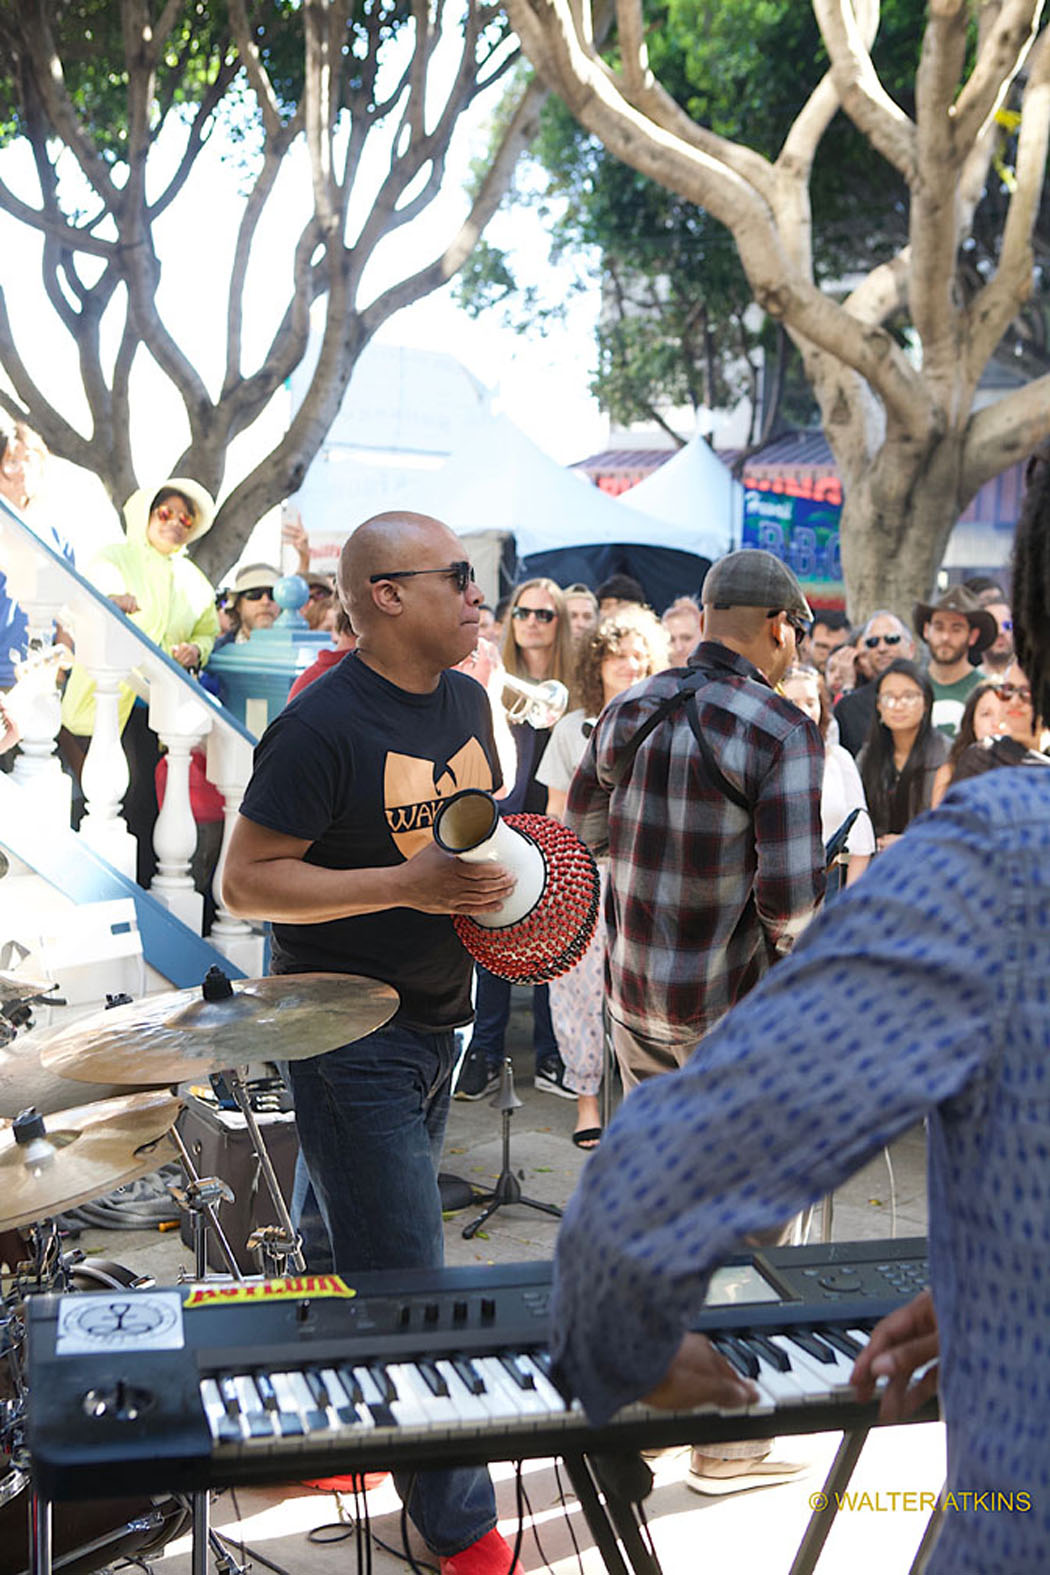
[{"xmin": 26, "ymin": 1239, "xmax": 934, "ymax": 1499}]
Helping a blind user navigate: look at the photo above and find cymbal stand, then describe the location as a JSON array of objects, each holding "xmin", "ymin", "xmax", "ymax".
[
  {"xmin": 462, "ymin": 1058, "xmax": 563, "ymax": 1239},
  {"xmin": 224, "ymin": 1065, "xmax": 305, "ymax": 1273},
  {"xmin": 168, "ymin": 1125, "xmax": 244, "ymax": 1283}
]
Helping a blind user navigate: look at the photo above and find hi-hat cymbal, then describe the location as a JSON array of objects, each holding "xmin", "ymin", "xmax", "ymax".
[
  {"xmin": 0, "ymin": 1090, "xmax": 181, "ymax": 1232},
  {"xmin": 36, "ymin": 973, "xmax": 399, "ymax": 1087}
]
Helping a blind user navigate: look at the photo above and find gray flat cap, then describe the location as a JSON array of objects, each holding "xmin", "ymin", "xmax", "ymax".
[{"xmin": 701, "ymin": 549, "xmax": 813, "ymax": 621}]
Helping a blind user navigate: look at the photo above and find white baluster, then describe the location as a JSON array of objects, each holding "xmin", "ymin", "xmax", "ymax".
[
  {"xmin": 205, "ymin": 726, "xmax": 264, "ymax": 976},
  {"xmin": 78, "ymin": 666, "xmax": 137, "ymax": 878},
  {"xmin": 9, "ymin": 621, "xmax": 70, "ymax": 825},
  {"xmin": 147, "ymin": 667, "xmax": 211, "ymax": 930}
]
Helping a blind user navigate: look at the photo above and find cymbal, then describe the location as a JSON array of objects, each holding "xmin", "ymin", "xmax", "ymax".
[
  {"xmin": 0, "ymin": 1038, "xmax": 158, "ymax": 1120},
  {"xmin": 37, "ymin": 973, "xmax": 399, "ymax": 1087},
  {"xmin": 0, "ymin": 970, "xmax": 53, "ymax": 1003},
  {"xmin": 0, "ymin": 1090, "xmax": 181, "ymax": 1232}
]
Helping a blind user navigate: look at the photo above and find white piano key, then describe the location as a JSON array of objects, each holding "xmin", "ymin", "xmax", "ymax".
[
  {"xmin": 434, "ymin": 1360, "xmax": 497, "ymax": 1424},
  {"xmin": 475, "ymin": 1356, "xmax": 549, "ymax": 1419},
  {"xmin": 200, "ymin": 1378, "xmax": 233, "ymax": 1440},
  {"xmin": 765, "ymin": 1335, "xmax": 853, "ymax": 1400},
  {"xmin": 387, "ymin": 1362, "xmax": 461, "ymax": 1430}
]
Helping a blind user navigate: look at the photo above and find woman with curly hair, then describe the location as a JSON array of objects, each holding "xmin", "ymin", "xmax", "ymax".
[{"xmin": 536, "ymin": 606, "xmax": 670, "ymax": 1146}]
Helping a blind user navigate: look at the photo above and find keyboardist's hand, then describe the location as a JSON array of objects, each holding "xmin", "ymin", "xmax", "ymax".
[
  {"xmin": 642, "ymin": 1332, "xmax": 760, "ymax": 1412},
  {"xmin": 850, "ymin": 1287, "xmax": 939, "ymax": 1422}
]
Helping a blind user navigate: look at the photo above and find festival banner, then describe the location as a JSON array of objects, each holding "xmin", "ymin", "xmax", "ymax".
[{"xmin": 742, "ymin": 487, "xmax": 845, "ymax": 610}]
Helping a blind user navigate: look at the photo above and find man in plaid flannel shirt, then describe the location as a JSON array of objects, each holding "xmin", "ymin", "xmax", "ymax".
[{"xmin": 565, "ymin": 549, "xmax": 826, "ymax": 1091}]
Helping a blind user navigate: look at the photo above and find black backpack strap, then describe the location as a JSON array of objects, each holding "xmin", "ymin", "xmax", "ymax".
[{"xmin": 606, "ymin": 665, "xmax": 752, "ymax": 814}]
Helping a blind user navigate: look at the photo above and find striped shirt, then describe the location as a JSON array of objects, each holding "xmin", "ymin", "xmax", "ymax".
[{"xmin": 565, "ymin": 641, "xmax": 825, "ymax": 1047}]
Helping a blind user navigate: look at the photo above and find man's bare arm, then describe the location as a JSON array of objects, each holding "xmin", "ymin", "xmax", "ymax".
[{"xmin": 221, "ymin": 815, "xmax": 516, "ymax": 923}]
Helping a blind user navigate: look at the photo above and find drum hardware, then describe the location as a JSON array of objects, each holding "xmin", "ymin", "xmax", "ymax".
[
  {"xmin": 244, "ymin": 1222, "xmax": 302, "ymax": 1280},
  {"xmin": 167, "ymin": 1125, "xmax": 243, "ymax": 1285}
]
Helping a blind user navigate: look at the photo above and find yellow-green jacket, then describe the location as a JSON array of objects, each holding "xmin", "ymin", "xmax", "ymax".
[{"xmin": 61, "ymin": 478, "xmax": 220, "ymax": 737}]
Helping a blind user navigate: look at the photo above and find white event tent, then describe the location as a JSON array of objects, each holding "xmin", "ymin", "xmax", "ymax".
[{"xmin": 375, "ymin": 413, "xmax": 729, "ymax": 607}]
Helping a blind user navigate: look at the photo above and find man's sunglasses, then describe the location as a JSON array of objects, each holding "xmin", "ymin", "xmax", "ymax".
[
  {"xmin": 512, "ymin": 605, "xmax": 557, "ymax": 624},
  {"xmin": 242, "ymin": 586, "xmax": 274, "ymax": 601},
  {"xmin": 369, "ymin": 561, "xmax": 475, "ymax": 594},
  {"xmin": 765, "ymin": 608, "xmax": 809, "ymax": 642},
  {"xmin": 864, "ymin": 633, "xmax": 902, "ymax": 649}
]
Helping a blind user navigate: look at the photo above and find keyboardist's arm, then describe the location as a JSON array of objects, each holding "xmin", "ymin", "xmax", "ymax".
[{"xmin": 850, "ymin": 1288, "xmax": 939, "ymax": 1423}]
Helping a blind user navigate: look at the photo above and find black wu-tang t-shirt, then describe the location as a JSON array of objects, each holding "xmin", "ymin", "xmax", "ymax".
[{"xmin": 239, "ymin": 652, "xmax": 501, "ymax": 1029}]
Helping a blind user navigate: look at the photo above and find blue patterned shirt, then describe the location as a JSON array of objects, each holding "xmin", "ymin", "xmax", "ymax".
[{"xmin": 552, "ymin": 766, "xmax": 1050, "ymax": 1573}]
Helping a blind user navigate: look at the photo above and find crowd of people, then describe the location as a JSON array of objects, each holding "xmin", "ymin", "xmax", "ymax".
[{"xmin": 5, "ymin": 414, "xmax": 1050, "ymax": 1572}]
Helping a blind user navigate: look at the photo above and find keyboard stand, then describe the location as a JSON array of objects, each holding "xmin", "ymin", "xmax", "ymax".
[{"xmin": 562, "ymin": 1454, "xmax": 660, "ymax": 1575}]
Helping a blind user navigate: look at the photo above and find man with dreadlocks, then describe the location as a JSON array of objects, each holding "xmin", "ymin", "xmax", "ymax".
[
  {"xmin": 222, "ymin": 513, "xmax": 526, "ymax": 1575},
  {"xmin": 549, "ymin": 450, "xmax": 1050, "ymax": 1571}
]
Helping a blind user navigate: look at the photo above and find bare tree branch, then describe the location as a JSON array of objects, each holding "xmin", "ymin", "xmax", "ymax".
[
  {"xmin": 812, "ymin": 0, "xmax": 917, "ymax": 179},
  {"xmin": 951, "ymin": 0, "xmax": 1042, "ymax": 151}
]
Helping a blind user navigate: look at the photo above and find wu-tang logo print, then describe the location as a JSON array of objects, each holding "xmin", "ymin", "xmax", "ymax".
[{"xmin": 384, "ymin": 737, "xmax": 494, "ymax": 859}]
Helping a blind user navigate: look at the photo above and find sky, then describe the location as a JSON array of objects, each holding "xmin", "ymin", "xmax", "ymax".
[{"xmin": 0, "ymin": 47, "xmax": 608, "ymax": 570}]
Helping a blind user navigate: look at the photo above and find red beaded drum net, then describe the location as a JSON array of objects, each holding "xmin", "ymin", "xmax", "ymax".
[{"xmin": 453, "ymin": 814, "xmax": 600, "ymax": 986}]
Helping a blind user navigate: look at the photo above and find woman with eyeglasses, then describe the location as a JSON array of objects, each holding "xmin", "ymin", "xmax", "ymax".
[
  {"xmin": 454, "ymin": 578, "xmax": 577, "ymax": 1102},
  {"xmin": 857, "ymin": 659, "xmax": 949, "ymax": 852},
  {"xmin": 833, "ymin": 611, "xmax": 916, "ymax": 756},
  {"xmin": 59, "ymin": 477, "xmax": 220, "ymax": 886},
  {"xmin": 946, "ymin": 662, "xmax": 1050, "ymax": 788}
]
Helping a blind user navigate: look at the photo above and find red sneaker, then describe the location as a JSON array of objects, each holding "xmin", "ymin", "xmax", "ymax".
[
  {"xmin": 302, "ymin": 1471, "xmax": 390, "ymax": 1493},
  {"xmin": 439, "ymin": 1527, "xmax": 524, "ymax": 1575}
]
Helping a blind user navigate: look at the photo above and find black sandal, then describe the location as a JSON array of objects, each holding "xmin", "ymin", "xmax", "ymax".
[{"xmin": 571, "ymin": 1126, "xmax": 603, "ymax": 1149}]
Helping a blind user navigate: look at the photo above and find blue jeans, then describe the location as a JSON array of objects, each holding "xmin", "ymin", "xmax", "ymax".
[
  {"xmin": 468, "ymin": 968, "xmax": 558, "ymax": 1070},
  {"xmin": 287, "ymin": 1021, "xmax": 497, "ymax": 1556}
]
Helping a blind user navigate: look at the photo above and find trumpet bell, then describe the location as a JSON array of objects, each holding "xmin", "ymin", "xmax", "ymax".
[{"xmin": 501, "ymin": 674, "xmax": 569, "ymax": 729}]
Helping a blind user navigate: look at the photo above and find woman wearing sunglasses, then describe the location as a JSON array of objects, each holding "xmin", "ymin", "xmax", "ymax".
[
  {"xmin": 59, "ymin": 477, "xmax": 219, "ymax": 885},
  {"xmin": 857, "ymin": 658, "xmax": 949, "ymax": 853},
  {"xmin": 947, "ymin": 662, "xmax": 1050, "ymax": 787}
]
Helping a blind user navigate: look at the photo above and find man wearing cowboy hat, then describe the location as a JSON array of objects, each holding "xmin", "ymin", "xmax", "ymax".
[{"xmin": 912, "ymin": 585, "xmax": 998, "ymax": 737}]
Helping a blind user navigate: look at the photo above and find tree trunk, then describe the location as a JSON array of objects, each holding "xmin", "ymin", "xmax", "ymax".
[{"xmin": 837, "ymin": 434, "xmax": 966, "ymax": 626}]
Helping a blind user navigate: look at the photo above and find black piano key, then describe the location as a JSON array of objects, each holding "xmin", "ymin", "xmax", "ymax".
[
  {"xmin": 416, "ymin": 1360, "xmax": 450, "ymax": 1398},
  {"xmin": 254, "ymin": 1373, "xmax": 279, "ymax": 1412},
  {"xmin": 742, "ymin": 1334, "xmax": 791, "ymax": 1373},
  {"xmin": 304, "ymin": 1369, "xmax": 331, "ymax": 1410},
  {"xmin": 787, "ymin": 1330, "xmax": 838, "ymax": 1365},
  {"xmin": 820, "ymin": 1327, "xmax": 864, "ymax": 1360},
  {"xmin": 499, "ymin": 1354, "xmax": 536, "ymax": 1392},
  {"xmin": 217, "ymin": 1376, "xmax": 242, "ymax": 1420},
  {"xmin": 368, "ymin": 1364, "xmax": 399, "ymax": 1404},
  {"xmin": 712, "ymin": 1336, "xmax": 759, "ymax": 1380},
  {"xmin": 367, "ymin": 1402, "xmax": 397, "ymax": 1429},
  {"xmin": 451, "ymin": 1357, "xmax": 486, "ymax": 1396},
  {"xmin": 338, "ymin": 1365, "xmax": 364, "ymax": 1404}
]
